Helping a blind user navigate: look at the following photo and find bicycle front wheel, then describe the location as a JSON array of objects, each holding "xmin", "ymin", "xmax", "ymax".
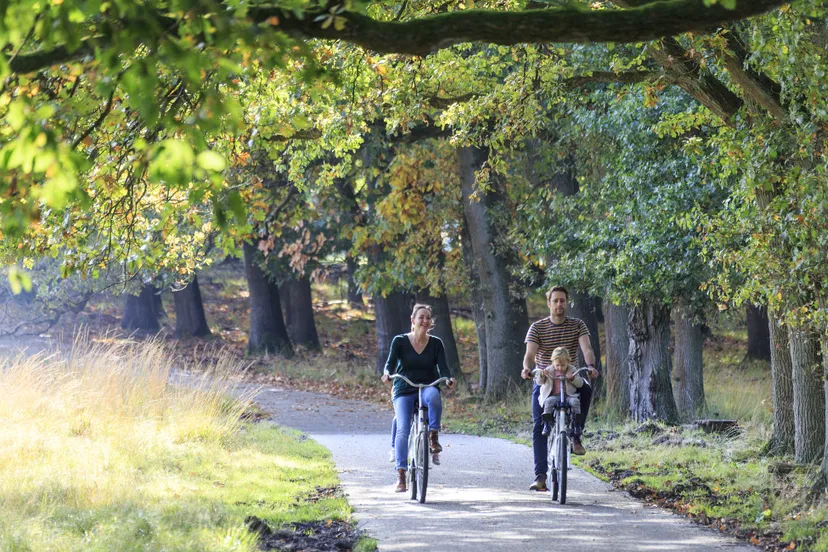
[
  {"xmin": 416, "ymin": 432, "xmax": 429, "ymax": 503},
  {"xmin": 408, "ymin": 424, "xmax": 418, "ymax": 500},
  {"xmin": 548, "ymin": 435, "xmax": 558, "ymax": 501},
  {"xmin": 557, "ymin": 434, "xmax": 568, "ymax": 505}
]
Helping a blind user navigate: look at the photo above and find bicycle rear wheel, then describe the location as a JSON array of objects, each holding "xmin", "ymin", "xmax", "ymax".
[
  {"xmin": 557, "ymin": 434, "xmax": 568, "ymax": 505},
  {"xmin": 416, "ymin": 432, "xmax": 429, "ymax": 503}
]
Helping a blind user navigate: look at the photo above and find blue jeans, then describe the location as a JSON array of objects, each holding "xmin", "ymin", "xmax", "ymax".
[{"xmin": 393, "ymin": 387, "xmax": 442, "ymax": 471}]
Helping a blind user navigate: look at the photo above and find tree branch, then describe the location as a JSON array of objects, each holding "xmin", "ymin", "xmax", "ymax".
[
  {"xmin": 719, "ymin": 27, "xmax": 786, "ymax": 122},
  {"xmin": 564, "ymin": 70, "xmax": 668, "ymax": 87},
  {"xmin": 266, "ymin": 128, "xmax": 323, "ymax": 142},
  {"xmin": 252, "ymin": 0, "xmax": 786, "ymax": 56},
  {"xmin": 10, "ymin": 0, "xmax": 787, "ymax": 74}
]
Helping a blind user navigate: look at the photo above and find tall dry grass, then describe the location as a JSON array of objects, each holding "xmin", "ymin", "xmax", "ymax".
[{"xmin": 0, "ymin": 335, "xmax": 260, "ymax": 552}]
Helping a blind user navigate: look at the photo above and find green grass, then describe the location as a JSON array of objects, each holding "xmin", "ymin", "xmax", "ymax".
[
  {"xmin": 0, "ymin": 338, "xmax": 352, "ymax": 552},
  {"xmin": 576, "ymin": 422, "xmax": 826, "ymax": 550}
]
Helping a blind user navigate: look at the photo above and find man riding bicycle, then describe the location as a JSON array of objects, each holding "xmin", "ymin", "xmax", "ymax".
[{"xmin": 521, "ymin": 286, "xmax": 599, "ymax": 492}]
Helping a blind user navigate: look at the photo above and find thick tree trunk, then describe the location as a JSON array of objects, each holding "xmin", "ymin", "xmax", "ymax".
[
  {"xmin": 122, "ymin": 284, "xmax": 162, "ymax": 332},
  {"xmin": 569, "ymin": 291, "xmax": 603, "ymax": 396},
  {"xmin": 821, "ymin": 336, "xmax": 828, "ymax": 485},
  {"xmin": 746, "ymin": 304, "xmax": 771, "ymax": 361},
  {"xmin": 173, "ymin": 275, "xmax": 211, "ymax": 337},
  {"xmin": 604, "ymin": 302, "xmax": 630, "ymax": 416},
  {"xmin": 459, "ymin": 146, "xmax": 528, "ymax": 400},
  {"xmin": 672, "ymin": 303, "xmax": 705, "ymax": 420},
  {"xmin": 375, "ymin": 291, "xmax": 413, "ymax": 374},
  {"xmin": 279, "ymin": 276, "xmax": 321, "ymax": 351},
  {"xmin": 768, "ymin": 311, "xmax": 795, "ymax": 455},
  {"xmin": 243, "ymin": 242, "xmax": 293, "ymax": 357},
  {"xmin": 416, "ymin": 289, "xmax": 461, "ymax": 378},
  {"xmin": 346, "ymin": 257, "xmax": 364, "ymax": 308},
  {"xmin": 461, "ymin": 216, "xmax": 488, "ymax": 393},
  {"xmin": 788, "ymin": 326, "xmax": 825, "ymax": 464},
  {"xmin": 628, "ymin": 302, "xmax": 679, "ymax": 423}
]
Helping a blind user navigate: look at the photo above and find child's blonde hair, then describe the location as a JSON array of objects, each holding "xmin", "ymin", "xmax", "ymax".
[{"xmin": 551, "ymin": 347, "xmax": 572, "ymax": 367}]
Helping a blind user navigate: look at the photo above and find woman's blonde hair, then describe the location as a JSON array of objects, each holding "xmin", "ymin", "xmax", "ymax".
[
  {"xmin": 551, "ymin": 347, "xmax": 572, "ymax": 366},
  {"xmin": 411, "ymin": 303, "xmax": 436, "ymax": 331}
]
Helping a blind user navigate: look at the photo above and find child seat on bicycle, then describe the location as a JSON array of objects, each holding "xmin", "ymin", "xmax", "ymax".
[{"xmin": 535, "ymin": 358, "xmax": 584, "ymax": 435}]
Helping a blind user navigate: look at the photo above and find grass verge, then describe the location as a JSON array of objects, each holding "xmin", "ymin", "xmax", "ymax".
[{"xmin": 0, "ymin": 337, "xmax": 369, "ymax": 552}]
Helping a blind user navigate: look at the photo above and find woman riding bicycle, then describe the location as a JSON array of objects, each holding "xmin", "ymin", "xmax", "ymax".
[{"xmin": 381, "ymin": 303, "xmax": 456, "ymax": 493}]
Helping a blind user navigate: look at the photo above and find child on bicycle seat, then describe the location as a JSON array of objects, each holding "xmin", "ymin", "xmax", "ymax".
[{"xmin": 535, "ymin": 347, "xmax": 584, "ymax": 436}]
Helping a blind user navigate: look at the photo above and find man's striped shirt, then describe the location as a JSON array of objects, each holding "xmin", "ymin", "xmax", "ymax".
[{"xmin": 525, "ymin": 316, "xmax": 589, "ymax": 367}]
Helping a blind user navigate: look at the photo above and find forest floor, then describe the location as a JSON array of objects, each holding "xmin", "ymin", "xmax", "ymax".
[{"xmin": 11, "ymin": 261, "xmax": 827, "ymax": 551}]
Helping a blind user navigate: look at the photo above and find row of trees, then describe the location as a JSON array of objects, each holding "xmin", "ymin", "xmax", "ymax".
[{"xmin": 1, "ymin": 0, "xmax": 828, "ymax": 484}]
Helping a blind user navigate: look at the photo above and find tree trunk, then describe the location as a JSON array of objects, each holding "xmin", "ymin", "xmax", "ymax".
[
  {"xmin": 604, "ymin": 302, "xmax": 630, "ymax": 416},
  {"xmin": 416, "ymin": 289, "xmax": 461, "ymax": 379},
  {"xmin": 672, "ymin": 302, "xmax": 705, "ymax": 420},
  {"xmin": 767, "ymin": 311, "xmax": 795, "ymax": 455},
  {"xmin": 594, "ymin": 296, "xmax": 604, "ymax": 323},
  {"xmin": 821, "ymin": 336, "xmax": 828, "ymax": 485},
  {"xmin": 122, "ymin": 284, "xmax": 162, "ymax": 332},
  {"xmin": 628, "ymin": 302, "xmax": 679, "ymax": 423},
  {"xmin": 788, "ymin": 326, "xmax": 824, "ymax": 464},
  {"xmin": 461, "ymin": 216, "xmax": 488, "ymax": 393},
  {"xmin": 375, "ymin": 291, "xmax": 413, "ymax": 374},
  {"xmin": 459, "ymin": 146, "xmax": 528, "ymax": 401},
  {"xmin": 346, "ymin": 257, "xmax": 364, "ymax": 309},
  {"xmin": 569, "ymin": 291, "xmax": 603, "ymax": 396},
  {"xmin": 173, "ymin": 275, "xmax": 211, "ymax": 337},
  {"xmin": 243, "ymin": 241, "xmax": 293, "ymax": 357},
  {"xmin": 746, "ymin": 304, "xmax": 771, "ymax": 361},
  {"xmin": 279, "ymin": 276, "xmax": 321, "ymax": 351}
]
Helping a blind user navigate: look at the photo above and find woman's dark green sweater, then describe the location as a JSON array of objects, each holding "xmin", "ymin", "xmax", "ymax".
[{"xmin": 383, "ymin": 334, "xmax": 453, "ymax": 399}]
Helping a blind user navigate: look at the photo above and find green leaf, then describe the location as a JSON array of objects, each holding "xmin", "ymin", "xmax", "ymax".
[
  {"xmin": 197, "ymin": 150, "xmax": 227, "ymax": 172},
  {"xmin": 8, "ymin": 266, "xmax": 32, "ymax": 294}
]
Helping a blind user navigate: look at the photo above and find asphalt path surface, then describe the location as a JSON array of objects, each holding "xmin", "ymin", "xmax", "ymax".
[{"xmin": 253, "ymin": 386, "xmax": 758, "ymax": 552}]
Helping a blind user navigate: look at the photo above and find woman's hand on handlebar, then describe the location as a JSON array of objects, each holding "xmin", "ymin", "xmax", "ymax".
[
  {"xmin": 381, "ymin": 373, "xmax": 390, "ymax": 384},
  {"xmin": 447, "ymin": 378, "xmax": 456, "ymax": 390}
]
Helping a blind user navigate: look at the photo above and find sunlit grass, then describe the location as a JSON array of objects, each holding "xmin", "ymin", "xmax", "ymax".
[
  {"xmin": 578, "ymin": 422, "xmax": 825, "ymax": 550},
  {"xmin": 0, "ymin": 337, "xmax": 350, "ymax": 552}
]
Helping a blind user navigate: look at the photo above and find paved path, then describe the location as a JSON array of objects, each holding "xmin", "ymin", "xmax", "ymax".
[{"xmin": 252, "ymin": 386, "xmax": 758, "ymax": 552}]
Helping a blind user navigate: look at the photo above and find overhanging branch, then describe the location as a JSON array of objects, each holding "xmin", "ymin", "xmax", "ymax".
[
  {"xmin": 252, "ymin": 0, "xmax": 786, "ymax": 56},
  {"xmin": 11, "ymin": 0, "xmax": 787, "ymax": 75}
]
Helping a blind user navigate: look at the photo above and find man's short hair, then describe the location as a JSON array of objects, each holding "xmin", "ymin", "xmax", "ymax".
[{"xmin": 546, "ymin": 286, "xmax": 569, "ymax": 301}]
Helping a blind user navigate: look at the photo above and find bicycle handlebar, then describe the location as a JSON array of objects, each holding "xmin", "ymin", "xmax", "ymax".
[
  {"xmin": 532, "ymin": 366, "xmax": 591, "ymax": 380},
  {"xmin": 388, "ymin": 374, "xmax": 451, "ymax": 388}
]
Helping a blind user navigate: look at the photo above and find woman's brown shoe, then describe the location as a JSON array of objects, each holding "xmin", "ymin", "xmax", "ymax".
[
  {"xmin": 395, "ymin": 469, "xmax": 407, "ymax": 493},
  {"xmin": 429, "ymin": 430, "xmax": 443, "ymax": 453}
]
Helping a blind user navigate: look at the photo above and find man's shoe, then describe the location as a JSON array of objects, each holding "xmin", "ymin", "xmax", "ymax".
[
  {"xmin": 395, "ymin": 469, "xmax": 407, "ymax": 493},
  {"xmin": 572, "ymin": 437, "xmax": 586, "ymax": 456},
  {"xmin": 388, "ymin": 448, "xmax": 395, "ymax": 462},
  {"xmin": 529, "ymin": 475, "xmax": 548, "ymax": 492},
  {"xmin": 429, "ymin": 430, "xmax": 443, "ymax": 453}
]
